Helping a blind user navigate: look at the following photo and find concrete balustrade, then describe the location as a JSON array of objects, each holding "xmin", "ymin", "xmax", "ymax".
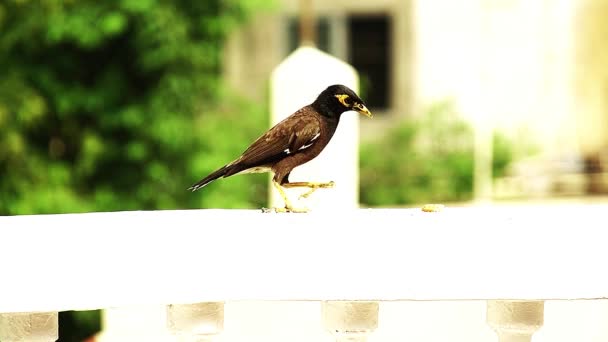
[
  {"xmin": 0, "ymin": 312, "xmax": 58, "ymax": 342},
  {"xmin": 167, "ymin": 302, "xmax": 224, "ymax": 342},
  {"xmin": 487, "ymin": 301, "xmax": 545, "ymax": 342},
  {"xmin": 1, "ymin": 205, "xmax": 608, "ymax": 341},
  {"xmin": 322, "ymin": 301, "xmax": 379, "ymax": 342}
]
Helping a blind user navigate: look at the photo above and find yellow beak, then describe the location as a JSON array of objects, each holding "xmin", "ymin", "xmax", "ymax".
[{"xmin": 354, "ymin": 103, "xmax": 373, "ymax": 118}]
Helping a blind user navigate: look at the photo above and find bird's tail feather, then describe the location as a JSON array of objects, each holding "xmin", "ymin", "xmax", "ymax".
[{"xmin": 188, "ymin": 165, "xmax": 229, "ymax": 191}]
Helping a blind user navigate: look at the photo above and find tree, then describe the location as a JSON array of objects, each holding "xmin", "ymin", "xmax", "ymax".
[{"xmin": 0, "ymin": 0, "xmax": 270, "ymax": 215}]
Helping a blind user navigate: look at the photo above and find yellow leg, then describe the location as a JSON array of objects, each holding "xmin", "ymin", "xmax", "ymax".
[
  {"xmin": 272, "ymin": 180, "xmax": 308, "ymax": 213},
  {"xmin": 282, "ymin": 181, "xmax": 335, "ymax": 199}
]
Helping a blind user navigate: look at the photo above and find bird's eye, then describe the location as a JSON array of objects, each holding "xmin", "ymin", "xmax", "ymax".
[{"xmin": 334, "ymin": 94, "xmax": 351, "ymax": 107}]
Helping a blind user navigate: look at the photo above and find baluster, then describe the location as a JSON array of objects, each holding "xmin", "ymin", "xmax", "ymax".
[
  {"xmin": 322, "ymin": 301, "xmax": 379, "ymax": 342},
  {"xmin": 487, "ymin": 300, "xmax": 544, "ymax": 342},
  {"xmin": 0, "ymin": 312, "xmax": 58, "ymax": 342},
  {"xmin": 167, "ymin": 302, "xmax": 224, "ymax": 342}
]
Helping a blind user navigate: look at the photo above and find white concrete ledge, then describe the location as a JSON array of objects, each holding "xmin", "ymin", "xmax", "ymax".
[{"xmin": 1, "ymin": 205, "xmax": 607, "ymax": 313}]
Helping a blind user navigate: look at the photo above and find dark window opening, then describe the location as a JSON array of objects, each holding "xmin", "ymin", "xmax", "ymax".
[
  {"xmin": 348, "ymin": 16, "xmax": 391, "ymax": 110},
  {"xmin": 285, "ymin": 15, "xmax": 392, "ymax": 111}
]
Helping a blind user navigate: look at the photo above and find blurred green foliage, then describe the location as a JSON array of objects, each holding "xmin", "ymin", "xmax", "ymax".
[
  {"xmin": 0, "ymin": 0, "xmax": 271, "ymax": 215},
  {"xmin": 58, "ymin": 310, "xmax": 101, "ymax": 342},
  {"xmin": 360, "ymin": 102, "xmax": 514, "ymax": 206}
]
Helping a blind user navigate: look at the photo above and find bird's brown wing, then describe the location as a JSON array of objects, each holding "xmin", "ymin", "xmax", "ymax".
[{"xmin": 229, "ymin": 107, "xmax": 321, "ymax": 169}]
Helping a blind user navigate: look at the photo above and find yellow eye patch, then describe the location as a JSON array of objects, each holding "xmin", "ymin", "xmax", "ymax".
[{"xmin": 334, "ymin": 94, "xmax": 350, "ymax": 107}]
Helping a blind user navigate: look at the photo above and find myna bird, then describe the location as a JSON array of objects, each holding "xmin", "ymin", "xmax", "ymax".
[{"xmin": 189, "ymin": 84, "xmax": 372, "ymax": 212}]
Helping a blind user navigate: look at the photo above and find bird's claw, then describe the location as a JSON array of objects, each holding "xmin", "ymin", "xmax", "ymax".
[
  {"xmin": 322, "ymin": 181, "xmax": 336, "ymax": 188},
  {"xmin": 298, "ymin": 191, "xmax": 313, "ymax": 200},
  {"xmin": 298, "ymin": 181, "xmax": 335, "ymax": 199},
  {"xmin": 273, "ymin": 205, "xmax": 308, "ymax": 213}
]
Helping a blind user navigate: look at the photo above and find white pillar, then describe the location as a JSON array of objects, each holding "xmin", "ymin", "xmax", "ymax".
[
  {"xmin": 270, "ymin": 46, "xmax": 360, "ymax": 211},
  {"xmin": 573, "ymin": 0, "xmax": 608, "ymax": 159},
  {"xmin": 0, "ymin": 312, "xmax": 58, "ymax": 342},
  {"xmin": 322, "ymin": 301, "xmax": 379, "ymax": 342},
  {"xmin": 167, "ymin": 302, "xmax": 224, "ymax": 342},
  {"xmin": 96, "ymin": 306, "xmax": 174, "ymax": 342},
  {"xmin": 487, "ymin": 300, "xmax": 544, "ymax": 342}
]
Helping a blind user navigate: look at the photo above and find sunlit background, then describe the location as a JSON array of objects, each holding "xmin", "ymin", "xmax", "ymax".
[{"xmin": 1, "ymin": 0, "xmax": 607, "ymax": 341}]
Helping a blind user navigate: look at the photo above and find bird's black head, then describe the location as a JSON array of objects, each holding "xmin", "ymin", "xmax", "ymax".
[{"xmin": 312, "ymin": 84, "xmax": 373, "ymax": 119}]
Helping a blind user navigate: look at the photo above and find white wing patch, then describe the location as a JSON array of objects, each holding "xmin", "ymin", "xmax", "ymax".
[
  {"xmin": 298, "ymin": 132, "xmax": 320, "ymax": 151},
  {"xmin": 285, "ymin": 132, "xmax": 320, "ymax": 154}
]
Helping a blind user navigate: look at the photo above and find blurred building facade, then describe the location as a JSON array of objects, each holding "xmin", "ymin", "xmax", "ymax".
[{"xmin": 223, "ymin": 0, "xmax": 608, "ymax": 198}]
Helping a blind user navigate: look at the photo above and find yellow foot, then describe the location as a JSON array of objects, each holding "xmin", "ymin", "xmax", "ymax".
[
  {"xmin": 273, "ymin": 205, "xmax": 309, "ymax": 213},
  {"xmin": 298, "ymin": 181, "xmax": 336, "ymax": 200}
]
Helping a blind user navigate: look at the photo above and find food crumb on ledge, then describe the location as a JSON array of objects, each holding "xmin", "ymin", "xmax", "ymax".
[{"xmin": 421, "ymin": 204, "xmax": 445, "ymax": 212}]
